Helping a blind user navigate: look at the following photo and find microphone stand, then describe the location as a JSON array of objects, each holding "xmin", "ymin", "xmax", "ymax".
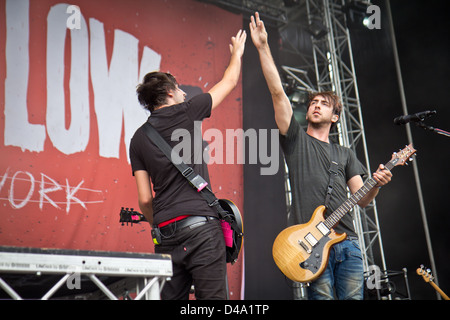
[{"xmin": 414, "ymin": 121, "xmax": 450, "ymax": 138}]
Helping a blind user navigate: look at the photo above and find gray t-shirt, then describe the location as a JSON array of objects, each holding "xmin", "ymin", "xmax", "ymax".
[{"xmin": 279, "ymin": 115, "xmax": 366, "ymax": 237}]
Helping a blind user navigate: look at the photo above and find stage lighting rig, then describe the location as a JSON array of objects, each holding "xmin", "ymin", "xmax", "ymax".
[{"xmin": 344, "ymin": 0, "xmax": 372, "ymax": 29}]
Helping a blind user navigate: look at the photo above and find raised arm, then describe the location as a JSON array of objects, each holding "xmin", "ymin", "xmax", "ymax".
[
  {"xmin": 250, "ymin": 12, "xmax": 292, "ymax": 135},
  {"xmin": 208, "ymin": 29, "xmax": 247, "ymax": 110}
]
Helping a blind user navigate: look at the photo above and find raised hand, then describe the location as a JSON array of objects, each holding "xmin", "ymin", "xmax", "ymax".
[
  {"xmin": 229, "ymin": 29, "xmax": 247, "ymax": 57},
  {"xmin": 249, "ymin": 12, "xmax": 268, "ymax": 49},
  {"xmin": 208, "ymin": 29, "xmax": 247, "ymax": 110}
]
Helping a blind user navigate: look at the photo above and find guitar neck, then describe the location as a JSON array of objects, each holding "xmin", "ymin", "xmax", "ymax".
[
  {"xmin": 430, "ymin": 281, "xmax": 450, "ymax": 300},
  {"xmin": 324, "ymin": 160, "xmax": 395, "ymax": 229}
]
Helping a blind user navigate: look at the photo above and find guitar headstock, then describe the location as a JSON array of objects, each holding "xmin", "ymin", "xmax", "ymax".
[
  {"xmin": 417, "ymin": 265, "xmax": 434, "ymax": 283},
  {"xmin": 119, "ymin": 207, "xmax": 147, "ymax": 226},
  {"xmin": 389, "ymin": 144, "xmax": 416, "ymax": 168}
]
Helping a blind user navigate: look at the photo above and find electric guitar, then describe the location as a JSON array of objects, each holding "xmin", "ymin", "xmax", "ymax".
[
  {"xmin": 272, "ymin": 144, "xmax": 416, "ymax": 283},
  {"xmin": 119, "ymin": 199, "xmax": 243, "ymax": 264},
  {"xmin": 417, "ymin": 265, "xmax": 449, "ymax": 300}
]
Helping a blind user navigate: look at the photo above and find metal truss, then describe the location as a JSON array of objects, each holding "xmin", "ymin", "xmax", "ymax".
[
  {"xmin": 196, "ymin": 0, "xmax": 289, "ymax": 27},
  {"xmin": 0, "ymin": 247, "xmax": 172, "ymax": 300}
]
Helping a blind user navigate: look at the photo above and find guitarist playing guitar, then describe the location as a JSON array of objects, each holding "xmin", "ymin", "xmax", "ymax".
[{"xmin": 250, "ymin": 12, "xmax": 394, "ymax": 300}]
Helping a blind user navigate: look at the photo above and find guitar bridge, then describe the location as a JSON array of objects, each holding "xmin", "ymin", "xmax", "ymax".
[{"xmin": 298, "ymin": 240, "xmax": 312, "ymax": 254}]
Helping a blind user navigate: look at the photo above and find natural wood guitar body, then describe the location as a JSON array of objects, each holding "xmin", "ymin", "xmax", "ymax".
[{"xmin": 272, "ymin": 205, "xmax": 346, "ymax": 283}]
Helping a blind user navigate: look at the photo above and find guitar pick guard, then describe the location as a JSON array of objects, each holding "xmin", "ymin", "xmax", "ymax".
[{"xmin": 299, "ymin": 235, "xmax": 330, "ymax": 274}]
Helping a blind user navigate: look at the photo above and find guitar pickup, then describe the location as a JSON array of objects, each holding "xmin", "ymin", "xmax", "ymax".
[
  {"xmin": 305, "ymin": 233, "xmax": 318, "ymax": 247},
  {"xmin": 316, "ymin": 222, "xmax": 330, "ymax": 236}
]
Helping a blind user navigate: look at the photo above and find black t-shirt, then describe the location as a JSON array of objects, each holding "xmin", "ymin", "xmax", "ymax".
[
  {"xmin": 279, "ymin": 115, "xmax": 367, "ymax": 237},
  {"xmin": 129, "ymin": 93, "xmax": 217, "ymax": 225}
]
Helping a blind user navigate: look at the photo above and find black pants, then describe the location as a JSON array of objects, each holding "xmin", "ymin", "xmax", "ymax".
[{"xmin": 154, "ymin": 217, "xmax": 227, "ymax": 300}]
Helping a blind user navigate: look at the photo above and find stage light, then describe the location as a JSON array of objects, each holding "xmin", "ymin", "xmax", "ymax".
[
  {"xmin": 308, "ymin": 16, "xmax": 328, "ymax": 39},
  {"xmin": 344, "ymin": 0, "xmax": 371, "ymax": 29},
  {"xmin": 362, "ymin": 16, "xmax": 370, "ymax": 28},
  {"xmin": 283, "ymin": 0, "xmax": 300, "ymax": 7},
  {"xmin": 288, "ymin": 89, "xmax": 309, "ymax": 126}
]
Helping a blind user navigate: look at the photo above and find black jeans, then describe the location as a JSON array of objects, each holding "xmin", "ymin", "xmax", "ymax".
[{"xmin": 154, "ymin": 217, "xmax": 227, "ymax": 300}]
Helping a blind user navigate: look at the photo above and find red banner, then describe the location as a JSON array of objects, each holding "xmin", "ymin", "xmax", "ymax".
[{"xmin": 0, "ymin": 0, "xmax": 244, "ymax": 298}]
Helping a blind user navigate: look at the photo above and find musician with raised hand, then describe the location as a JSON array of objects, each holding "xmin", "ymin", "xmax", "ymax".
[
  {"xmin": 129, "ymin": 29, "xmax": 246, "ymax": 300},
  {"xmin": 249, "ymin": 12, "xmax": 392, "ymax": 300}
]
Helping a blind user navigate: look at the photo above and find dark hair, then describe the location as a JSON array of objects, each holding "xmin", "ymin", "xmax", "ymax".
[
  {"xmin": 308, "ymin": 91, "xmax": 342, "ymax": 116},
  {"xmin": 136, "ymin": 72, "xmax": 178, "ymax": 112}
]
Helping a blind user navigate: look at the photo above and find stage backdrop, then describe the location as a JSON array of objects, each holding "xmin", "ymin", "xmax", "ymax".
[{"xmin": 0, "ymin": 0, "xmax": 244, "ymax": 299}]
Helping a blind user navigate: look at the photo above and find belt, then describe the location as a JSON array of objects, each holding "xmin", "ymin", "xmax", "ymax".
[
  {"xmin": 158, "ymin": 215, "xmax": 217, "ymax": 233},
  {"xmin": 158, "ymin": 215, "xmax": 190, "ymax": 228}
]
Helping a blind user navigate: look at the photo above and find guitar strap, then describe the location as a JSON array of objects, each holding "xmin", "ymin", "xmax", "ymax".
[
  {"xmin": 142, "ymin": 122, "xmax": 243, "ymax": 259},
  {"xmin": 324, "ymin": 142, "xmax": 339, "ymax": 209}
]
